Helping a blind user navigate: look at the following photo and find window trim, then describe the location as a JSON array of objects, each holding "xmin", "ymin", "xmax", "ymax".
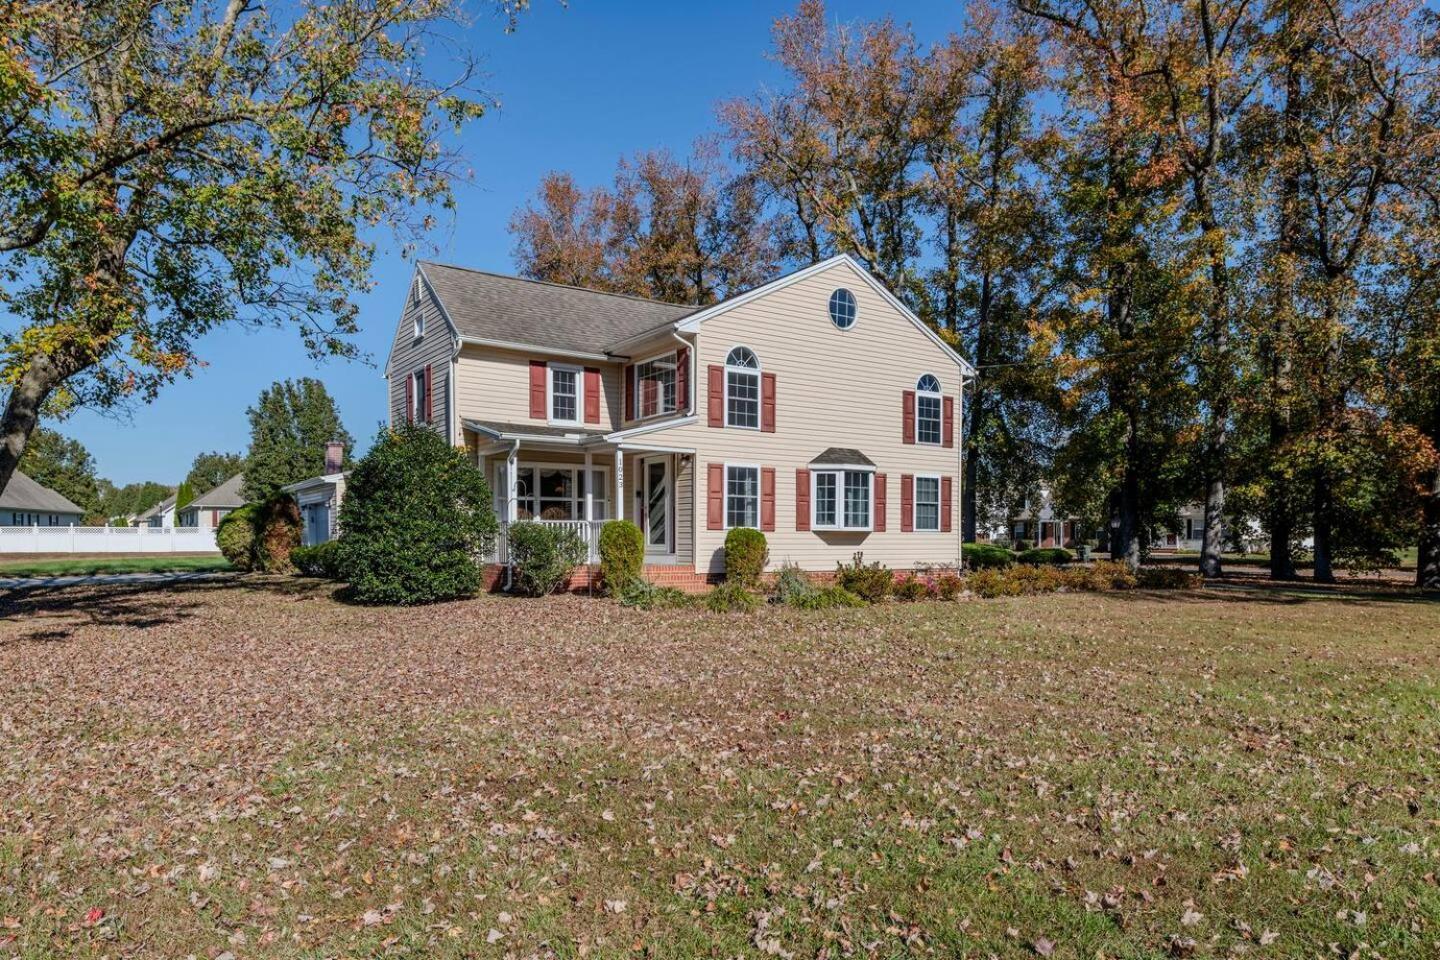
[
  {"xmin": 411, "ymin": 280, "xmax": 425, "ymax": 339},
  {"xmin": 411, "ymin": 369, "xmax": 429, "ymax": 424},
  {"xmin": 547, "ymin": 362, "xmax": 582, "ymax": 426},
  {"xmin": 723, "ymin": 345, "xmax": 762, "ymax": 431},
  {"xmin": 915, "ymin": 373, "xmax": 943, "ymax": 446},
  {"xmin": 632, "ymin": 348, "xmax": 680, "ymax": 422},
  {"xmin": 912, "ymin": 472, "xmax": 942, "ymax": 533},
  {"xmin": 828, "ymin": 287, "xmax": 858, "ymax": 330},
  {"xmin": 498, "ymin": 460, "xmax": 613, "ymax": 522},
  {"xmin": 723, "ymin": 462, "xmax": 762, "ymax": 530},
  {"xmin": 811, "ymin": 465, "xmax": 875, "ymax": 532}
]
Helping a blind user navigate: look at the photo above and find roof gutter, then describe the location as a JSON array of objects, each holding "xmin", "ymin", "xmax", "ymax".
[{"xmin": 458, "ymin": 335, "xmax": 610, "ymax": 363}]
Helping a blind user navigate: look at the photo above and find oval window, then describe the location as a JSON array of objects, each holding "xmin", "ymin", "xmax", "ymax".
[{"xmin": 828, "ymin": 288, "xmax": 857, "ymax": 329}]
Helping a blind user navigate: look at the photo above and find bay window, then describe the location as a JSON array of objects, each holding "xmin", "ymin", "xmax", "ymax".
[{"xmin": 813, "ymin": 469, "xmax": 872, "ymax": 531}]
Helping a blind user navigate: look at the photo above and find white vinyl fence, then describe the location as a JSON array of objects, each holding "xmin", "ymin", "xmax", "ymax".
[{"xmin": 0, "ymin": 524, "xmax": 219, "ymax": 554}]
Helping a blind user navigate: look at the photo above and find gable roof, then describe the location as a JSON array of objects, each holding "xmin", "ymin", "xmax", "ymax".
[
  {"xmin": 136, "ymin": 492, "xmax": 177, "ymax": 520},
  {"xmin": 0, "ymin": 470, "xmax": 85, "ymax": 515},
  {"xmin": 419, "ymin": 262, "xmax": 696, "ymax": 358},
  {"xmin": 186, "ymin": 474, "xmax": 245, "ymax": 510}
]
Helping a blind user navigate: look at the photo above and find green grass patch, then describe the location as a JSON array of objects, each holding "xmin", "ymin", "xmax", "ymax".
[{"xmin": 0, "ymin": 554, "xmax": 231, "ymax": 577}]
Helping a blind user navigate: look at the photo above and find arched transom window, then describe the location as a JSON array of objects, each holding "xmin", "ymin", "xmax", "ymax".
[{"xmin": 725, "ymin": 347, "xmax": 761, "ymax": 429}]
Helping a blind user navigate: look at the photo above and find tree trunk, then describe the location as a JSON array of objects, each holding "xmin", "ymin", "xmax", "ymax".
[
  {"xmin": 0, "ymin": 355, "xmax": 70, "ymax": 498},
  {"xmin": 963, "ymin": 269, "xmax": 995, "ymax": 544},
  {"xmin": 1200, "ymin": 472, "xmax": 1226, "ymax": 578},
  {"xmin": 1420, "ymin": 455, "xmax": 1440, "ymax": 590},
  {"xmin": 1268, "ymin": 39, "xmax": 1303, "ymax": 581},
  {"xmin": 1118, "ymin": 444, "xmax": 1142, "ymax": 570}
]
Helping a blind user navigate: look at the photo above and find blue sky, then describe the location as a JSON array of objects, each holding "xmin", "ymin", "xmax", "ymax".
[{"xmin": 60, "ymin": 1, "xmax": 963, "ymax": 486}]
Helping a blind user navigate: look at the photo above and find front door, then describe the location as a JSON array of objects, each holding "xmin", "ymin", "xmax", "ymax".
[{"xmin": 642, "ymin": 457, "xmax": 672, "ymax": 555}]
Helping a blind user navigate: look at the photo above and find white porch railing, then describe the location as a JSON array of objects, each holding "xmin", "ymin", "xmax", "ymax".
[
  {"xmin": 0, "ymin": 524, "xmax": 219, "ymax": 554},
  {"xmin": 489, "ymin": 519, "xmax": 601, "ymax": 565}
]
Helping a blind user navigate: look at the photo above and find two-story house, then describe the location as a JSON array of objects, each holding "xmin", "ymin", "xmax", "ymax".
[{"xmin": 385, "ymin": 255, "xmax": 975, "ymax": 583}]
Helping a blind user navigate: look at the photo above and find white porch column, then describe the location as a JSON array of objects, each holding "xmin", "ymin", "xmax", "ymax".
[
  {"xmin": 505, "ymin": 443, "xmax": 519, "ymax": 523},
  {"xmin": 615, "ymin": 446, "xmax": 625, "ymax": 522},
  {"xmin": 583, "ymin": 451, "xmax": 594, "ymax": 524}
]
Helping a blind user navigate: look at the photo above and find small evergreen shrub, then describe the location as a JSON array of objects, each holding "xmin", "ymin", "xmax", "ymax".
[
  {"xmin": 338, "ymin": 423, "xmax": 498, "ymax": 605},
  {"xmin": 507, "ymin": 521, "xmax": 587, "ymax": 596},
  {"xmin": 216, "ymin": 504, "xmax": 258, "ymax": 571},
  {"xmin": 967, "ymin": 568, "xmax": 1023, "ymax": 598},
  {"xmin": 771, "ymin": 563, "xmax": 818, "ymax": 605},
  {"xmin": 835, "ymin": 552, "xmax": 893, "ymax": 603},
  {"xmin": 253, "ymin": 494, "xmax": 302, "ymax": 573},
  {"xmin": 791, "ymin": 585, "xmax": 867, "ymax": 609},
  {"xmin": 935, "ymin": 572, "xmax": 964, "ymax": 600},
  {"xmin": 599, "ymin": 520, "xmax": 644, "ymax": 594},
  {"xmin": 1017, "ymin": 547, "xmax": 1074, "ymax": 566},
  {"xmin": 617, "ymin": 579, "xmax": 696, "ymax": 610},
  {"xmin": 724, "ymin": 528, "xmax": 769, "ymax": 587},
  {"xmin": 894, "ymin": 573, "xmax": 928, "ymax": 601},
  {"xmin": 963, "ymin": 543, "xmax": 1015, "ymax": 569},
  {"xmin": 1007, "ymin": 564, "xmax": 1071, "ymax": 594},
  {"xmin": 704, "ymin": 581, "xmax": 761, "ymax": 613},
  {"xmin": 292, "ymin": 541, "xmax": 344, "ymax": 579},
  {"xmin": 1080, "ymin": 560, "xmax": 1139, "ymax": 591}
]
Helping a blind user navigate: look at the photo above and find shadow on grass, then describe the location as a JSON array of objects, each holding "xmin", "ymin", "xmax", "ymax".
[
  {"xmin": 0, "ymin": 579, "xmax": 221, "ymax": 642},
  {"xmin": 1098, "ymin": 581, "xmax": 1440, "ymax": 607}
]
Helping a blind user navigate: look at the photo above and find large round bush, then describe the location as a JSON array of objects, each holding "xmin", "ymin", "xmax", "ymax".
[
  {"xmin": 337, "ymin": 424, "xmax": 498, "ymax": 604},
  {"xmin": 216, "ymin": 504, "xmax": 258, "ymax": 570},
  {"xmin": 253, "ymin": 494, "xmax": 302, "ymax": 572}
]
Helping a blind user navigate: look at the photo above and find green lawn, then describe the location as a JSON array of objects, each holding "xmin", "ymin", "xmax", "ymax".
[
  {"xmin": 0, "ymin": 554, "xmax": 231, "ymax": 577},
  {"xmin": 0, "ymin": 580, "xmax": 1436, "ymax": 957}
]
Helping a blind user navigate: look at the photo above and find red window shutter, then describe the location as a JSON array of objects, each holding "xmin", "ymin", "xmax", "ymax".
[
  {"xmin": 761, "ymin": 373, "xmax": 777, "ymax": 433},
  {"xmin": 676, "ymin": 346, "xmax": 689, "ymax": 411},
  {"xmin": 761, "ymin": 467, "xmax": 776, "ymax": 532},
  {"xmin": 943, "ymin": 395, "xmax": 954, "ymax": 448},
  {"xmin": 625, "ymin": 364, "xmax": 636, "ymax": 420},
  {"xmin": 874, "ymin": 473, "xmax": 887, "ymax": 532},
  {"xmin": 425, "ymin": 364, "xmax": 435, "ymax": 423},
  {"xmin": 584, "ymin": 367, "xmax": 601, "ymax": 424},
  {"xmin": 707, "ymin": 463, "xmax": 724, "ymax": 530},
  {"xmin": 529, "ymin": 360, "xmax": 547, "ymax": 419},
  {"xmin": 902, "ymin": 390, "xmax": 916, "ymax": 444},
  {"xmin": 795, "ymin": 468, "xmax": 811, "ymax": 532},
  {"xmin": 900, "ymin": 474, "xmax": 914, "ymax": 532},
  {"xmin": 941, "ymin": 476, "xmax": 953, "ymax": 532},
  {"xmin": 404, "ymin": 373, "xmax": 413, "ymax": 424},
  {"xmin": 707, "ymin": 365, "xmax": 724, "ymax": 427}
]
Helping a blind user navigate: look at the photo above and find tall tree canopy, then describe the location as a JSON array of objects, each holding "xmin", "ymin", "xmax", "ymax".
[
  {"xmin": 184, "ymin": 450, "xmax": 247, "ymax": 496},
  {"xmin": 243, "ymin": 378, "xmax": 353, "ymax": 500},
  {"xmin": 0, "ymin": 0, "xmax": 515, "ymax": 500},
  {"xmin": 510, "ymin": 144, "xmax": 780, "ymax": 305}
]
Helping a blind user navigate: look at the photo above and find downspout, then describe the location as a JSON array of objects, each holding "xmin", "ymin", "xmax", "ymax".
[
  {"xmin": 503, "ymin": 438, "xmax": 519, "ymax": 592},
  {"xmin": 958, "ymin": 370, "xmax": 973, "ymax": 564},
  {"xmin": 449, "ymin": 335, "xmax": 462, "ymax": 446},
  {"xmin": 671, "ymin": 330, "xmax": 696, "ymax": 418},
  {"xmin": 672, "ymin": 329, "xmax": 696, "ymax": 568}
]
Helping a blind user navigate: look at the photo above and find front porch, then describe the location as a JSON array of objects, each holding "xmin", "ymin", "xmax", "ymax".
[{"xmin": 465, "ymin": 419, "xmax": 694, "ymax": 566}]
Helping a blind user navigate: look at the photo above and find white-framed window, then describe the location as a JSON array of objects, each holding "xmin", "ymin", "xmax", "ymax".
[
  {"xmin": 725, "ymin": 464, "xmax": 760, "ymax": 529},
  {"xmin": 411, "ymin": 369, "xmax": 429, "ymax": 423},
  {"xmin": 829, "ymin": 288, "xmax": 858, "ymax": 329},
  {"xmin": 504, "ymin": 463, "xmax": 611, "ymax": 521},
  {"xmin": 914, "ymin": 474, "xmax": 941, "ymax": 532},
  {"xmin": 812, "ymin": 468, "xmax": 873, "ymax": 531},
  {"xmin": 916, "ymin": 374, "xmax": 942, "ymax": 445},
  {"xmin": 548, "ymin": 364, "xmax": 580, "ymax": 424},
  {"xmin": 725, "ymin": 346, "xmax": 760, "ymax": 429},
  {"xmin": 411, "ymin": 278, "xmax": 425, "ymax": 338},
  {"xmin": 635, "ymin": 351, "xmax": 678, "ymax": 419}
]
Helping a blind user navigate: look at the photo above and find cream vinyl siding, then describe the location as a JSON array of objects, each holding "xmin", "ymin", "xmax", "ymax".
[
  {"xmin": 659, "ymin": 259, "xmax": 964, "ymax": 573},
  {"xmin": 387, "ymin": 277, "xmax": 454, "ymax": 439},
  {"xmin": 454, "ymin": 345, "xmax": 625, "ymax": 430}
]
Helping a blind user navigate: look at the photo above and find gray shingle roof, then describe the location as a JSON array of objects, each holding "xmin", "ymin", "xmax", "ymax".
[
  {"xmin": 136, "ymin": 492, "xmax": 176, "ymax": 520},
  {"xmin": 188, "ymin": 474, "xmax": 246, "ymax": 509},
  {"xmin": 0, "ymin": 470, "xmax": 86, "ymax": 515},
  {"xmin": 810, "ymin": 448, "xmax": 875, "ymax": 467},
  {"xmin": 420, "ymin": 262, "xmax": 697, "ymax": 356}
]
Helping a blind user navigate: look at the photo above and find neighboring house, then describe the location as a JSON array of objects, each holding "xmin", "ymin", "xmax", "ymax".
[
  {"xmin": 385, "ymin": 254, "xmax": 976, "ymax": 578},
  {"xmin": 0, "ymin": 470, "xmax": 86, "ymax": 526},
  {"xmin": 176, "ymin": 474, "xmax": 244, "ymax": 529},
  {"xmin": 1004, "ymin": 488, "xmax": 1082, "ymax": 550},
  {"xmin": 1152, "ymin": 502, "xmax": 1208, "ymax": 552},
  {"xmin": 138, "ymin": 493, "xmax": 177, "ymax": 528},
  {"xmin": 283, "ymin": 442, "xmax": 349, "ymax": 546}
]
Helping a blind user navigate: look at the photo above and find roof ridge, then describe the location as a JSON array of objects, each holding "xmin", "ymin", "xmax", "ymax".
[{"xmin": 419, "ymin": 261, "xmax": 697, "ymax": 311}]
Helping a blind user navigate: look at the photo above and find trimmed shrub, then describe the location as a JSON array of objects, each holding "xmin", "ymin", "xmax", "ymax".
[
  {"xmin": 771, "ymin": 563, "xmax": 818, "ymax": 606},
  {"xmin": 292, "ymin": 541, "xmax": 344, "ymax": 579},
  {"xmin": 963, "ymin": 543, "xmax": 1015, "ymax": 570},
  {"xmin": 618, "ymin": 579, "xmax": 696, "ymax": 610},
  {"xmin": 935, "ymin": 572, "xmax": 964, "ymax": 600},
  {"xmin": 894, "ymin": 573, "xmax": 928, "ymax": 601},
  {"xmin": 835, "ymin": 552, "xmax": 893, "ymax": 603},
  {"xmin": 1079, "ymin": 560, "xmax": 1139, "ymax": 591},
  {"xmin": 507, "ymin": 521, "xmax": 587, "ymax": 597},
  {"xmin": 1137, "ymin": 567, "xmax": 1202, "ymax": 590},
  {"xmin": 791, "ymin": 585, "xmax": 867, "ymax": 609},
  {"xmin": 216, "ymin": 504, "xmax": 258, "ymax": 571},
  {"xmin": 704, "ymin": 582, "xmax": 761, "ymax": 613},
  {"xmin": 598, "ymin": 520, "xmax": 644, "ymax": 595},
  {"xmin": 724, "ymin": 528, "xmax": 769, "ymax": 587},
  {"xmin": 253, "ymin": 494, "xmax": 302, "ymax": 573},
  {"xmin": 337, "ymin": 423, "xmax": 498, "ymax": 605},
  {"xmin": 967, "ymin": 568, "xmax": 1022, "ymax": 598},
  {"xmin": 1017, "ymin": 547, "xmax": 1074, "ymax": 566}
]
